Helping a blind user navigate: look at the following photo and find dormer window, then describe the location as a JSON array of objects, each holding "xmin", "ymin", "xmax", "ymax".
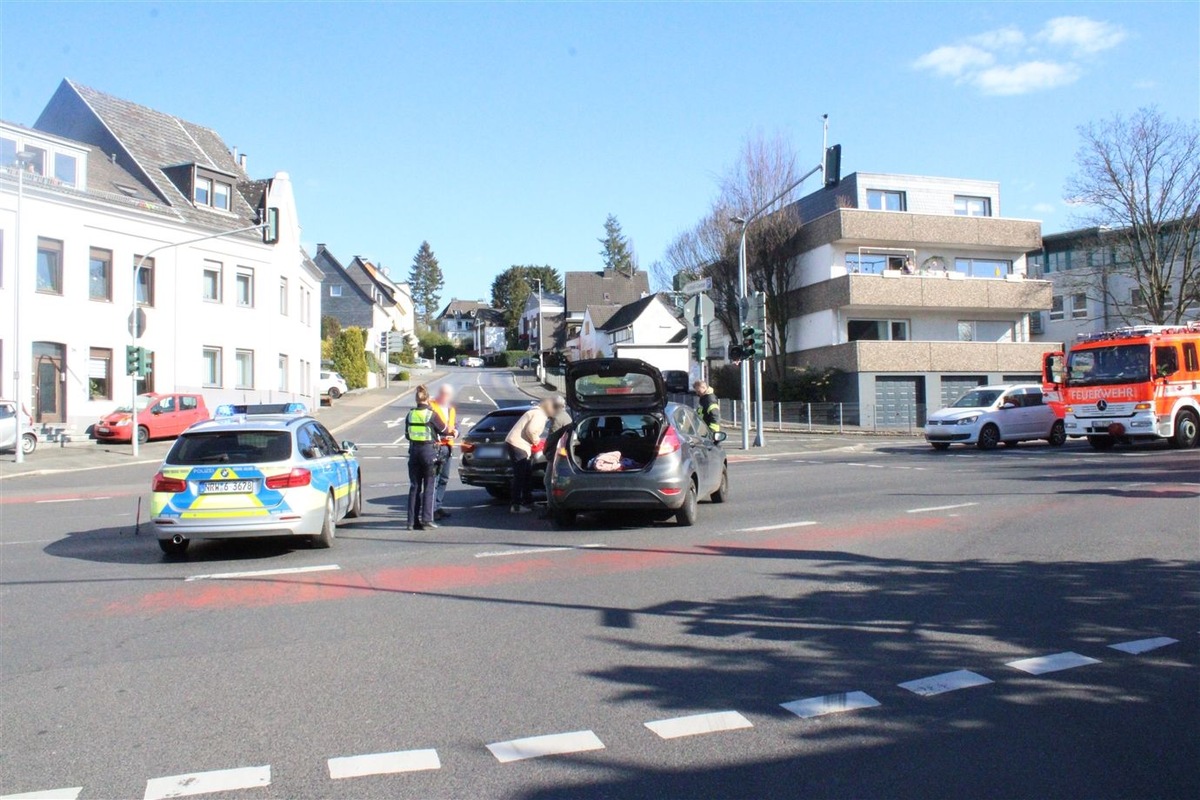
[
  {"xmin": 213, "ymin": 181, "xmax": 230, "ymax": 211},
  {"xmin": 194, "ymin": 176, "xmax": 211, "ymax": 205},
  {"xmin": 190, "ymin": 166, "xmax": 235, "ymax": 212}
]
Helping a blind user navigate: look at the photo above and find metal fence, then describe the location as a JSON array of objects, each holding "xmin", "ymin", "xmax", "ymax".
[{"xmin": 705, "ymin": 397, "xmax": 929, "ymax": 435}]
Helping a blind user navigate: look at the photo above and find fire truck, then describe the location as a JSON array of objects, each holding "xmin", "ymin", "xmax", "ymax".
[{"xmin": 1042, "ymin": 322, "xmax": 1200, "ymax": 450}]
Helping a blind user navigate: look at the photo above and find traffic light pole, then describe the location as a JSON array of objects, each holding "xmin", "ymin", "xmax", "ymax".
[{"xmin": 129, "ymin": 221, "xmax": 269, "ymax": 457}]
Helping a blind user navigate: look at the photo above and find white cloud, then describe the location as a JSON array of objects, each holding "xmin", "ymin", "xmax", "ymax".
[
  {"xmin": 1031, "ymin": 202, "xmax": 1058, "ymax": 214},
  {"xmin": 1037, "ymin": 16, "xmax": 1127, "ymax": 56},
  {"xmin": 912, "ymin": 45, "xmax": 994, "ymax": 78},
  {"xmin": 975, "ymin": 61, "xmax": 1081, "ymax": 96},
  {"xmin": 914, "ymin": 15, "xmax": 1125, "ymax": 96}
]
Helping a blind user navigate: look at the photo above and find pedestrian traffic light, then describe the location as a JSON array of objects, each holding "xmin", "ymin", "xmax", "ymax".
[
  {"xmin": 741, "ymin": 326, "xmax": 757, "ymax": 360},
  {"xmin": 824, "ymin": 144, "xmax": 842, "ymax": 188},
  {"xmin": 141, "ymin": 350, "xmax": 154, "ymax": 378},
  {"xmin": 691, "ymin": 329, "xmax": 707, "ymax": 363},
  {"xmin": 126, "ymin": 345, "xmax": 140, "ymax": 376}
]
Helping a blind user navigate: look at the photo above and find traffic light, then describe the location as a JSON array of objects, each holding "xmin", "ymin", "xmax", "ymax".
[
  {"xmin": 824, "ymin": 144, "xmax": 842, "ymax": 188},
  {"xmin": 728, "ymin": 344, "xmax": 749, "ymax": 362},
  {"xmin": 741, "ymin": 326, "xmax": 758, "ymax": 360},
  {"xmin": 262, "ymin": 207, "xmax": 280, "ymax": 244},
  {"xmin": 141, "ymin": 350, "xmax": 154, "ymax": 378},
  {"xmin": 691, "ymin": 329, "xmax": 707, "ymax": 363},
  {"xmin": 126, "ymin": 345, "xmax": 140, "ymax": 376},
  {"xmin": 753, "ymin": 327, "xmax": 765, "ymax": 356}
]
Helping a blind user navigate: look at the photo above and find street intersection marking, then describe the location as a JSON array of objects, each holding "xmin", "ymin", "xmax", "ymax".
[
  {"xmin": 487, "ymin": 730, "xmax": 605, "ymax": 763},
  {"xmin": 143, "ymin": 765, "xmax": 270, "ymax": 800},
  {"xmin": 1108, "ymin": 636, "xmax": 1179, "ymax": 654},
  {"xmin": 185, "ymin": 565, "xmax": 340, "ymax": 582},
  {"xmin": 735, "ymin": 521, "xmax": 818, "ymax": 533},
  {"xmin": 328, "ymin": 749, "xmax": 441, "ymax": 779},
  {"xmin": 475, "ymin": 543, "xmax": 604, "ymax": 559},
  {"xmin": 905, "ymin": 502, "xmax": 978, "ymax": 514},
  {"xmin": 644, "ymin": 711, "xmax": 753, "ymax": 739},
  {"xmin": 898, "ymin": 669, "xmax": 994, "ymax": 697},
  {"xmin": 780, "ymin": 691, "xmax": 881, "ymax": 719},
  {"xmin": 1006, "ymin": 652, "xmax": 1101, "ymax": 675},
  {"xmin": 0, "ymin": 789, "xmax": 82, "ymax": 800}
]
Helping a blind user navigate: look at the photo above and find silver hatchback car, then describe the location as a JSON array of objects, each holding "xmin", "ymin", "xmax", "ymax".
[
  {"xmin": 546, "ymin": 359, "xmax": 728, "ymax": 526},
  {"xmin": 924, "ymin": 383, "xmax": 1066, "ymax": 450}
]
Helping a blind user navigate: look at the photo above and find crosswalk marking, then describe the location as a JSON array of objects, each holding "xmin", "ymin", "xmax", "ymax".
[
  {"xmin": 644, "ymin": 711, "xmax": 753, "ymax": 739},
  {"xmin": 487, "ymin": 730, "xmax": 605, "ymax": 763},
  {"xmin": 781, "ymin": 691, "xmax": 881, "ymax": 719},
  {"xmin": 143, "ymin": 765, "xmax": 270, "ymax": 800},
  {"xmin": 1108, "ymin": 636, "xmax": 1179, "ymax": 654},
  {"xmin": 1006, "ymin": 651, "xmax": 1101, "ymax": 675},
  {"xmin": 328, "ymin": 749, "xmax": 440, "ymax": 779},
  {"xmin": 0, "ymin": 789, "xmax": 82, "ymax": 800},
  {"xmin": 898, "ymin": 669, "xmax": 994, "ymax": 696}
]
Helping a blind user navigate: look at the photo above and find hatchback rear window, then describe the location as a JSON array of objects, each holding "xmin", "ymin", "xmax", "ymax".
[
  {"xmin": 167, "ymin": 431, "xmax": 292, "ymax": 464},
  {"xmin": 575, "ymin": 373, "xmax": 657, "ymax": 398}
]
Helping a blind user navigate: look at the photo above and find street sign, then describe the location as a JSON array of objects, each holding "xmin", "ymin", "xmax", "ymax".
[
  {"xmin": 682, "ymin": 277, "xmax": 712, "ymax": 296},
  {"xmin": 127, "ymin": 308, "xmax": 147, "ymax": 338},
  {"xmin": 684, "ymin": 293, "xmax": 715, "ymax": 335}
]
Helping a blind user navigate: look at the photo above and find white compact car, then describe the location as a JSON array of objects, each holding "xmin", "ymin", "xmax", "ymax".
[
  {"xmin": 924, "ymin": 384, "xmax": 1066, "ymax": 451},
  {"xmin": 0, "ymin": 400, "xmax": 37, "ymax": 455},
  {"xmin": 317, "ymin": 370, "xmax": 349, "ymax": 400}
]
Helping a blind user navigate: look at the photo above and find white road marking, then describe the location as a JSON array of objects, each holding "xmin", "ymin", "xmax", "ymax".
[
  {"xmin": 475, "ymin": 544, "xmax": 604, "ymax": 559},
  {"xmin": 143, "ymin": 765, "xmax": 270, "ymax": 800},
  {"xmin": 474, "ymin": 374, "xmax": 498, "ymax": 408},
  {"xmin": 1006, "ymin": 651, "xmax": 1101, "ymax": 675},
  {"xmin": 328, "ymin": 749, "xmax": 440, "ymax": 779},
  {"xmin": 185, "ymin": 565, "xmax": 340, "ymax": 582},
  {"xmin": 34, "ymin": 497, "xmax": 100, "ymax": 504},
  {"xmin": 487, "ymin": 730, "xmax": 605, "ymax": 763},
  {"xmin": 0, "ymin": 539, "xmax": 59, "ymax": 546},
  {"xmin": 781, "ymin": 691, "xmax": 881, "ymax": 719},
  {"xmin": 0, "ymin": 789, "xmax": 82, "ymax": 800},
  {"xmin": 1109, "ymin": 636, "xmax": 1179, "ymax": 654},
  {"xmin": 735, "ymin": 521, "xmax": 818, "ymax": 533},
  {"xmin": 898, "ymin": 669, "xmax": 994, "ymax": 697},
  {"xmin": 906, "ymin": 502, "xmax": 979, "ymax": 514},
  {"xmin": 644, "ymin": 711, "xmax": 753, "ymax": 739}
]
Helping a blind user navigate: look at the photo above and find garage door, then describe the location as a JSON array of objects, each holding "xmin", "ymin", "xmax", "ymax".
[
  {"xmin": 940, "ymin": 376, "xmax": 987, "ymax": 409},
  {"xmin": 875, "ymin": 376, "xmax": 925, "ymax": 427}
]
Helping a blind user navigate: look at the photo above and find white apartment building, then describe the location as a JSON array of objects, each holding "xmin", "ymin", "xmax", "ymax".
[
  {"xmin": 781, "ymin": 172, "xmax": 1055, "ymax": 425},
  {"xmin": 0, "ymin": 80, "xmax": 322, "ymax": 437}
]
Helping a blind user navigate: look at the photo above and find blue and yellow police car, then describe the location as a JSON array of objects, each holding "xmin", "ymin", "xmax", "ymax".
[{"xmin": 150, "ymin": 404, "xmax": 361, "ymax": 556}]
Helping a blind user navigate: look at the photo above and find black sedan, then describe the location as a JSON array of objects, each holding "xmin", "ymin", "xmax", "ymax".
[{"xmin": 458, "ymin": 405, "xmax": 551, "ymax": 499}]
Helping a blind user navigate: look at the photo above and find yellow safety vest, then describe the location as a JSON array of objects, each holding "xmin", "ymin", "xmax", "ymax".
[
  {"xmin": 406, "ymin": 407, "xmax": 435, "ymax": 443},
  {"xmin": 430, "ymin": 401, "xmax": 456, "ymax": 446}
]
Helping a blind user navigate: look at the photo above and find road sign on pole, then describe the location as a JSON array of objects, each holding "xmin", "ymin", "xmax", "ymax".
[{"xmin": 682, "ymin": 277, "xmax": 712, "ymax": 296}]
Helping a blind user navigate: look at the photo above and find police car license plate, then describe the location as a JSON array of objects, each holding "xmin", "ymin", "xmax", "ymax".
[{"xmin": 200, "ymin": 480, "xmax": 256, "ymax": 494}]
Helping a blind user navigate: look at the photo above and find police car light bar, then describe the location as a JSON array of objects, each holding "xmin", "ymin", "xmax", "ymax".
[{"xmin": 215, "ymin": 403, "xmax": 308, "ymax": 417}]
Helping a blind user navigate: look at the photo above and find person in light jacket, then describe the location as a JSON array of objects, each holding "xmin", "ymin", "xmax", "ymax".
[{"xmin": 504, "ymin": 397, "xmax": 555, "ymax": 513}]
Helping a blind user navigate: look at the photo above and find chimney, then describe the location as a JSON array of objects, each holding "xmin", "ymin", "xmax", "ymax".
[
  {"xmin": 232, "ymin": 146, "xmax": 238, "ymax": 162},
  {"xmin": 238, "ymin": 153, "xmax": 247, "ymax": 171},
  {"xmin": 110, "ymin": 153, "xmax": 117, "ymax": 165}
]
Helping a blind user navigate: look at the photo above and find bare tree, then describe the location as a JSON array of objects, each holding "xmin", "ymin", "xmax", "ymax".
[{"xmin": 1064, "ymin": 108, "xmax": 1200, "ymax": 325}]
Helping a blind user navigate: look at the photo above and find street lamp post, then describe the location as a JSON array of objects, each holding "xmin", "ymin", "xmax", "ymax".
[
  {"xmin": 128, "ymin": 221, "xmax": 268, "ymax": 456},
  {"xmin": 11, "ymin": 152, "xmax": 38, "ymax": 463},
  {"xmin": 527, "ymin": 277, "xmax": 544, "ymax": 377}
]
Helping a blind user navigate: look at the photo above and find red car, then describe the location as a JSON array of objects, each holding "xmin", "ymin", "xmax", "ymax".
[{"xmin": 95, "ymin": 393, "xmax": 209, "ymax": 445}]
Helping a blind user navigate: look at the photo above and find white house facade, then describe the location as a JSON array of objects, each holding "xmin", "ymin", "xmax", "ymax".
[{"xmin": 0, "ymin": 82, "xmax": 322, "ymax": 438}]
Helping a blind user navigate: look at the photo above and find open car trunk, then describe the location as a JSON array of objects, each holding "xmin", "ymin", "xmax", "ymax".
[{"xmin": 569, "ymin": 412, "xmax": 664, "ymax": 473}]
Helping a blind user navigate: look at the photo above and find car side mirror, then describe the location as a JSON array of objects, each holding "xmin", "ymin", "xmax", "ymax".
[
  {"xmin": 713, "ymin": 431, "xmax": 728, "ymax": 443},
  {"xmin": 340, "ymin": 440, "xmax": 357, "ymax": 453},
  {"xmin": 1156, "ymin": 364, "xmax": 1177, "ymax": 379},
  {"xmin": 999, "ymin": 402, "xmax": 1017, "ymax": 410},
  {"xmin": 151, "ymin": 407, "xmax": 162, "ymax": 415}
]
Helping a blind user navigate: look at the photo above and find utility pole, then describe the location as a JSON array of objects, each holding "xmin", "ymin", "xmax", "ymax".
[{"xmin": 11, "ymin": 152, "xmax": 37, "ymax": 463}]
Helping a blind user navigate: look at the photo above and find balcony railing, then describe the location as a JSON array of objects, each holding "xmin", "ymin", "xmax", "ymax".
[{"xmin": 801, "ymin": 272, "xmax": 1053, "ymax": 313}]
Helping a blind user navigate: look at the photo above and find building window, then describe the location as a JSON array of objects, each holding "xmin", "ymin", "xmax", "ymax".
[
  {"xmin": 330, "ymin": 285, "xmax": 343, "ymax": 297},
  {"xmin": 278, "ymin": 354, "xmax": 289, "ymax": 391},
  {"xmin": 299, "ymin": 358, "xmax": 309, "ymax": 394},
  {"xmin": 202, "ymin": 261, "xmax": 222, "ymax": 302},
  {"xmin": 235, "ymin": 349, "xmax": 254, "ymax": 389},
  {"xmin": 89, "ymin": 247, "xmax": 112, "ymax": 301},
  {"xmin": 21, "ymin": 146, "xmax": 46, "ymax": 176},
  {"xmin": 300, "ymin": 286, "xmax": 312, "ymax": 325},
  {"xmin": 194, "ymin": 176, "xmax": 211, "ymax": 205},
  {"xmin": 1045, "ymin": 252, "xmax": 1068, "ymax": 274},
  {"xmin": 88, "ymin": 347, "xmax": 112, "ymax": 400},
  {"xmin": 213, "ymin": 181, "xmax": 231, "ymax": 211},
  {"xmin": 1030, "ymin": 312, "xmax": 1044, "ymax": 335},
  {"xmin": 954, "ymin": 258, "xmax": 1011, "ymax": 278},
  {"xmin": 53, "ymin": 153, "xmax": 78, "ymax": 186},
  {"xmin": 1071, "ymin": 293, "xmax": 1088, "ymax": 319},
  {"xmin": 202, "ymin": 347, "xmax": 222, "ymax": 388},
  {"xmin": 135, "ymin": 256, "xmax": 155, "ymax": 306},
  {"xmin": 848, "ymin": 319, "xmax": 909, "ymax": 342},
  {"xmin": 954, "ymin": 196, "xmax": 992, "ymax": 217},
  {"xmin": 279, "ymin": 277, "xmax": 289, "ymax": 315},
  {"xmin": 36, "ymin": 238, "xmax": 63, "ymax": 294},
  {"xmin": 0, "ymin": 137, "xmax": 15, "ymax": 167},
  {"xmin": 958, "ymin": 320, "xmax": 1014, "ymax": 343},
  {"xmin": 846, "ymin": 252, "xmax": 911, "ymax": 274},
  {"xmin": 235, "ymin": 268, "xmax": 254, "ymax": 307},
  {"xmin": 866, "ymin": 189, "xmax": 906, "ymax": 212},
  {"xmin": 1130, "ymin": 288, "xmax": 1146, "ymax": 309},
  {"xmin": 1050, "ymin": 295, "xmax": 1064, "ymax": 321}
]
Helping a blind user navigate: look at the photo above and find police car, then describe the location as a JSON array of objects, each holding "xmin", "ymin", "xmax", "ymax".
[{"xmin": 150, "ymin": 404, "xmax": 362, "ymax": 556}]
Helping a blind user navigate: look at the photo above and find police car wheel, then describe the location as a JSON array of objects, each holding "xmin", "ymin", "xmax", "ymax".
[
  {"xmin": 158, "ymin": 538, "xmax": 189, "ymax": 557},
  {"xmin": 346, "ymin": 476, "xmax": 363, "ymax": 518},
  {"xmin": 312, "ymin": 494, "xmax": 336, "ymax": 549}
]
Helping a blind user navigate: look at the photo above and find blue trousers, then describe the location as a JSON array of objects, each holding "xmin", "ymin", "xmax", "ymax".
[{"xmin": 407, "ymin": 444, "xmax": 437, "ymax": 526}]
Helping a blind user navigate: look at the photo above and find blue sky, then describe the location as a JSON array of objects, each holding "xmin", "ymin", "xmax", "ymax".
[{"xmin": 2, "ymin": 1, "xmax": 1196, "ymax": 301}]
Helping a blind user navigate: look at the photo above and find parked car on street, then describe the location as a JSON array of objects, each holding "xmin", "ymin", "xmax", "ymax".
[
  {"xmin": 662, "ymin": 370, "xmax": 690, "ymax": 395},
  {"xmin": 546, "ymin": 358, "xmax": 728, "ymax": 527},
  {"xmin": 0, "ymin": 400, "xmax": 37, "ymax": 455},
  {"xmin": 150, "ymin": 403, "xmax": 361, "ymax": 556},
  {"xmin": 95, "ymin": 392, "xmax": 209, "ymax": 445},
  {"xmin": 463, "ymin": 356, "xmax": 485, "ymax": 368},
  {"xmin": 924, "ymin": 384, "xmax": 1066, "ymax": 451},
  {"xmin": 317, "ymin": 370, "xmax": 349, "ymax": 399},
  {"xmin": 459, "ymin": 404, "xmax": 550, "ymax": 498}
]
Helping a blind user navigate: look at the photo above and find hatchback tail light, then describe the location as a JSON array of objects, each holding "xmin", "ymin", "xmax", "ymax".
[
  {"xmin": 265, "ymin": 468, "xmax": 312, "ymax": 489},
  {"xmin": 152, "ymin": 472, "xmax": 187, "ymax": 493},
  {"xmin": 657, "ymin": 426, "xmax": 682, "ymax": 456}
]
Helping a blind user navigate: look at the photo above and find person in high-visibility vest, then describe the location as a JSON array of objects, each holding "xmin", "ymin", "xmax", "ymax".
[
  {"xmin": 694, "ymin": 380, "xmax": 721, "ymax": 436},
  {"xmin": 406, "ymin": 385, "xmax": 448, "ymax": 531},
  {"xmin": 429, "ymin": 384, "xmax": 459, "ymax": 521}
]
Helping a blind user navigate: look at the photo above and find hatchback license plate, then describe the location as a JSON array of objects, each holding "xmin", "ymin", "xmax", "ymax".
[{"xmin": 200, "ymin": 480, "xmax": 256, "ymax": 494}]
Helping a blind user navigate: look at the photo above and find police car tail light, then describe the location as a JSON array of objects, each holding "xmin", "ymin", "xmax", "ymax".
[
  {"xmin": 152, "ymin": 472, "xmax": 187, "ymax": 493},
  {"xmin": 657, "ymin": 426, "xmax": 682, "ymax": 456},
  {"xmin": 265, "ymin": 468, "xmax": 312, "ymax": 489}
]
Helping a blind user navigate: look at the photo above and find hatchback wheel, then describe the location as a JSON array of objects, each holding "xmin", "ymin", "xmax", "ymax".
[
  {"xmin": 709, "ymin": 467, "xmax": 729, "ymax": 503},
  {"xmin": 976, "ymin": 424, "xmax": 1000, "ymax": 451},
  {"xmin": 312, "ymin": 493, "xmax": 336, "ymax": 548},
  {"xmin": 20, "ymin": 432, "xmax": 37, "ymax": 455},
  {"xmin": 328, "ymin": 388, "xmax": 342, "ymax": 400},
  {"xmin": 137, "ymin": 426, "xmax": 150, "ymax": 445},
  {"xmin": 675, "ymin": 483, "xmax": 698, "ymax": 526}
]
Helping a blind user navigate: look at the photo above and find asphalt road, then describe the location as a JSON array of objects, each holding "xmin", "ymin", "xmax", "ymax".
[{"xmin": 1, "ymin": 367, "xmax": 1197, "ymax": 800}]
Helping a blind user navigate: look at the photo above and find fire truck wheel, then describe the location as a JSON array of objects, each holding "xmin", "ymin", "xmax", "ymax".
[
  {"xmin": 1087, "ymin": 435, "xmax": 1115, "ymax": 451},
  {"xmin": 1170, "ymin": 410, "xmax": 1199, "ymax": 449}
]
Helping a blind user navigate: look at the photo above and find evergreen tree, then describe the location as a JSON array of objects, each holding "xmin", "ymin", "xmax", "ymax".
[
  {"xmin": 408, "ymin": 241, "xmax": 445, "ymax": 328},
  {"xmin": 599, "ymin": 214, "xmax": 637, "ymax": 276},
  {"xmin": 331, "ymin": 327, "xmax": 369, "ymax": 389},
  {"xmin": 490, "ymin": 265, "xmax": 563, "ymax": 341}
]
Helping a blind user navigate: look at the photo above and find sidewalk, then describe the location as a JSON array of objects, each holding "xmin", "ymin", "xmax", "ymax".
[{"xmin": 0, "ymin": 376, "xmax": 441, "ymax": 481}]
